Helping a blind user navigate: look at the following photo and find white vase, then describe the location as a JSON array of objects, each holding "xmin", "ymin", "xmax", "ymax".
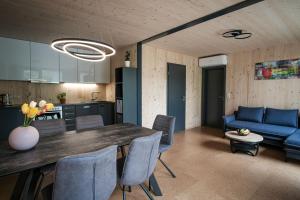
[
  {"xmin": 8, "ymin": 126, "xmax": 39, "ymax": 151},
  {"xmin": 125, "ymin": 60, "xmax": 130, "ymax": 67}
]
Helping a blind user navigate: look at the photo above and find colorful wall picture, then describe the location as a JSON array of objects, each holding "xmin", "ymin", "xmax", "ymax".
[{"xmin": 255, "ymin": 58, "xmax": 300, "ymax": 80}]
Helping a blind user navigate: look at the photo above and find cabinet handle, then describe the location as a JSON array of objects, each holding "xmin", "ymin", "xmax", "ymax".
[{"xmin": 83, "ymin": 105, "xmax": 90, "ymax": 109}]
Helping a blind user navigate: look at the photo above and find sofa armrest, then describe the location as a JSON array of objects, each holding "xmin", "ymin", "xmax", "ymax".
[{"xmin": 223, "ymin": 114, "xmax": 235, "ymax": 125}]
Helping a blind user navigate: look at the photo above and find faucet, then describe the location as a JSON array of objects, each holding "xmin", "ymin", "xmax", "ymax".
[{"xmin": 91, "ymin": 91, "xmax": 100, "ymax": 101}]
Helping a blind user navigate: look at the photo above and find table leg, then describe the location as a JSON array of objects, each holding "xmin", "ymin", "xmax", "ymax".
[
  {"xmin": 11, "ymin": 170, "xmax": 31, "ymax": 200},
  {"xmin": 230, "ymin": 140, "xmax": 260, "ymax": 157},
  {"xmin": 10, "ymin": 168, "xmax": 42, "ymax": 200},
  {"xmin": 120, "ymin": 146, "xmax": 126, "ymax": 158},
  {"xmin": 149, "ymin": 174, "xmax": 162, "ymax": 196}
]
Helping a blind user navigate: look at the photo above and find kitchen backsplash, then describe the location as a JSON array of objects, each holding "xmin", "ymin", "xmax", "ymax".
[{"xmin": 0, "ymin": 80, "xmax": 106, "ymax": 104}]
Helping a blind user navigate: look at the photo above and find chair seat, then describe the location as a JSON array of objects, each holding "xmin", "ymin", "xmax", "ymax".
[
  {"xmin": 227, "ymin": 120, "xmax": 297, "ymax": 138},
  {"xmin": 285, "ymin": 130, "xmax": 300, "ymax": 148},
  {"xmin": 159, "ymin": 144, "xmax": 171, "ymax": 153}
]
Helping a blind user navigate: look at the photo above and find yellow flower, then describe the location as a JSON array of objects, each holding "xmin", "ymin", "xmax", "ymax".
[
  {"xmin": 21, "ymin": 103, "xmax": 29, "ymax": 114},
  {"xmin": 45, "ymin": 103, "xmax": 54, "ymax": 111},
  {"xmin": 27, "ymin": 107, "xmax": 39, "ymax": 119}
]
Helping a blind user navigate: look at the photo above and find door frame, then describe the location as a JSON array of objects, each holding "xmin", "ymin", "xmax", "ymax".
[
  {"xmin": 167, "ymin": 63, "xmax": 186, "ymax": 131},
  {"xmin": 201, "ymin": 65, "xmax": 226, "ymax": 127}
]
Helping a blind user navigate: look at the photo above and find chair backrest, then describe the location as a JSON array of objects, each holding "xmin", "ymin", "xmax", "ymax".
[
  {"xmin": 53, "ymin": 145, "xmax": 118, "ymax": 200},
  {"xmin": 120, "ymin": 132, "xmax": 162, "ymax": 186},
  {"xmin": 31, "ymin": 119, "xmax": 66, "ymax": 137},
  {"xmin": 76, "ymin": 115, "xmax": 104, "ymax": 132},
  {"xmin": 152, "ymin": 115, "xmax": 176, "ymax": 146}
]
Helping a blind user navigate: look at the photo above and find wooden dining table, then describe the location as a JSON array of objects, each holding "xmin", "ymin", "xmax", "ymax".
[{"xmin": 0, "ymin": 123, "xmax": 163, "ymax": 200}]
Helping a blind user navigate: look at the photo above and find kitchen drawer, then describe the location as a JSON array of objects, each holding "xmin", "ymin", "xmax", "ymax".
[
  {"xmin": 64, "ymin": 118, "xmax": 75, "ymax": 125},
  {"xmin": 63, "ymin": 112, "xmax": 75, "ymax": 119},
  {"xmin": 63, "ymin": 105, "xmax": 75, "ymax": 112},
  {"xmin": 75, "ymin": 104, "xmax": 99, "ymax": 116}
]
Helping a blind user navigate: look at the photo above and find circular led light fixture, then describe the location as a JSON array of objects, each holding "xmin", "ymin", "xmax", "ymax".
[
  {"xmin": 51, "ymin": 38, "xmax": 116, "ymax": 62},
  {"xmin": 63, "ymin": 43, "xmax": 106, "ymax": 62},
  {"xmin": 222, "ymin": 30, "xmax": 252, "ymax": 39}
]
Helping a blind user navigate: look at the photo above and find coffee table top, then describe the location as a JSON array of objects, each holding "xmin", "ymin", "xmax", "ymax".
[{"xmin": 225, "ymin": 131, "xmax": 263, "ymax": 143}]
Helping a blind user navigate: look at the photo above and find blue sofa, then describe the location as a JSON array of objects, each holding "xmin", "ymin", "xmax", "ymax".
[{"xmin": 223, "ymin": 106, "xmax": 300, "ymax": 160}]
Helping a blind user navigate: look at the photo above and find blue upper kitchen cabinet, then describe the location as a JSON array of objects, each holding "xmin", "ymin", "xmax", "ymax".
[
  {"xmin": 0, "ymin": 37, "xmax": 30, "ymax": 81},
  {"xmin": 59, "ymin": 49, "xmax": 78, "ymax": 83},
  {"xmin": 95, "ymin": 57, "xmax": 110, "ymax": 83},
  {"xmin": 77, "ymin": 49, "xmax": 94, "ymax": 83},
  {"xmin": 30, "ymin": 42, "xmax": 59, "ymax": 83}
]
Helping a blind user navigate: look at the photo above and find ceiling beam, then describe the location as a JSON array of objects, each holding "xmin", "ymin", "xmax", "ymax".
[{"xmin": 140, "ymin": 0, "xmax": 264, "ymax": 44}]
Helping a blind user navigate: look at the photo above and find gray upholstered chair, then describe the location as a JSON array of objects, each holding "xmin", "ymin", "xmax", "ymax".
[
  {"xmin": 31, "ymin": 119, "xmax": 66, "ymax": 200},
  {"xmin": 75, "ymin": 115, "xmax": 104, "ymax": 132},
  {"xmin": 32, "ymin": 119, "xmax": 66, "ymax": 137},
  {"xmin": 119, "ymin": 132, "xmax": 162, "ymax": 200},
  {"xmin": 42, "ymin": 145, "xmax": 118, "ymax": 200},
  {"xmin": 152, "ymin": 114, "xmax": 176, "ymax": 178}
]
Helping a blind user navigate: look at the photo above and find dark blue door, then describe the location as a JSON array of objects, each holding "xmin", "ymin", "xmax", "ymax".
[{"xmin": 167, "ymin": 63, "xmax": 186, "ymax": 132}]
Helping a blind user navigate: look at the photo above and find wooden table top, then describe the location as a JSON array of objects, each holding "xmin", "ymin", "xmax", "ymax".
[{"xmin": 0, "ymin": 123, "xmax": 156, "ymax": 177}]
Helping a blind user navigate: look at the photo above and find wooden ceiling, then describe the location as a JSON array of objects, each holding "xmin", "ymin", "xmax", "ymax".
[
  {"xmin": 148, "ymin": 0, "xmax": 300, "ymax": 57},
  {"xmin": 0, "ymin": 0, "xmax": 240, "ymax": 48}
]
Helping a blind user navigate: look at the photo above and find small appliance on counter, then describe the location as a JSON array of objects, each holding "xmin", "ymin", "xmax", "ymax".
[{"xmin": 0, "ymin": 93, "xmax": 12, "ymax": 106}]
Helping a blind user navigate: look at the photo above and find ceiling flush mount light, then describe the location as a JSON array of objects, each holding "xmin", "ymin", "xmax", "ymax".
[
  {"xmin": 222, "ymin": 29, "xmax": 252, "ymax": 39},
  {"xmin": 51, "ymin": 38, "xmax": 116, "ymax": 62}
]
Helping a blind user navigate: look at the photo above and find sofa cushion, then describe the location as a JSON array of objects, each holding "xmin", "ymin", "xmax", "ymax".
[
  {"xmin": 264, "ymin": 108, "xmax": 299, "ymax": 128},
  {"xmin": 236, "ymin": 106, "xmax": 264, "ymax": 123},
  {"xmin": 285, "ymin": 130, "xmax": 300, "ymax": 147},
  {"xmin": 227, "ymin": 120, "xmax": 297, "ymax": 138}
]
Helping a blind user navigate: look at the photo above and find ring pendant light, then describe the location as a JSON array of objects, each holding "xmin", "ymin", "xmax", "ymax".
[
  {"xmin": 63, "ymin": 43, "xmax": 106, "ymax": 62},
  {"xmin": 51, "ymin": 38, "xmax": 116, "ymax": 62}
]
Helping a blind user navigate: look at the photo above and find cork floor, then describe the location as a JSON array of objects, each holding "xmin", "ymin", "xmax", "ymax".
[{"xmin": 1, "ymin": 126, "xmax": 300, "ymax": 200}]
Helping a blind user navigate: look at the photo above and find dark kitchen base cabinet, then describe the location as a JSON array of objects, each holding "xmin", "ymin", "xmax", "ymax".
[
  {"xmin": 0, "ymin": 107, "xmax": 24, "ymax": 140},
  {"xmin": 98, "ymin": 102, "xmax": 114, "ymax": 126},
  {"xmin": 63, "ymin": 102, "xmax": 115, "ymax": 131},
  {"xmin": 62, "ymin": 105, "xmax": 76, "ymax": 131}
]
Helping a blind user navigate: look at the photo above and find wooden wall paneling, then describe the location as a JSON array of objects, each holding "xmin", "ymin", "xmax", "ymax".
[
  {"xmin": 225, "ymin": 42, "xmax": 300, "ymax": 114},
  {"xmin": 142, "ymin": 45, "xmax": 201, "ymax": 129}
]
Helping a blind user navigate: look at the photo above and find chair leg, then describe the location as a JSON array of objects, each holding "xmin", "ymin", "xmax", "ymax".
[
  {"xmin": 122, "ymin": 186, "xmax": 126, "ymax": 200},
  {"xmin": 120, "ymin": 146, "xmax": 126, "ymax": 158},
  {"xmin": 159, "ymin": 153, "xmax": 176, "ymax": 178},
  {"xmin": 34, "ymin": 173, "xmax": 45, "ymax": 200},
  {"xmin": 140, "ymin": 184, "xmax": 154, "ymax": 200}
]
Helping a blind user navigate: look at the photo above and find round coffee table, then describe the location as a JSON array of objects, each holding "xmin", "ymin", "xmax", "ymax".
[{"xmin": 225, "ymin": 131, "xmax": 263, "ymax": 156}]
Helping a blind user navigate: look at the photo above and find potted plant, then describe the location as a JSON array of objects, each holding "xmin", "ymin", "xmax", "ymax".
[
  {"xmin": 8, "ymin": 100, "xmax": 54, "ymax": 151},
  {"xmin": 124, "ymin": 50, "xmax": 130, "ymax": 67},
  {"xmin": 57, "ymin": 92, "xmax": 66, "ymax": 104}
]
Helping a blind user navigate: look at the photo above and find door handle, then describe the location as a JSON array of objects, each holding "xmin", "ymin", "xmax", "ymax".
[{"xmin": 182, "ymin": 96, "xmax": 186, "ymax": 102}]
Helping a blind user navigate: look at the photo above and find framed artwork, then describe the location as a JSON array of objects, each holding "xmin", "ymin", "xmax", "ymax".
[{"xmin": 255, "ymin": 58, "xmax": 300, "ymax": 80}]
